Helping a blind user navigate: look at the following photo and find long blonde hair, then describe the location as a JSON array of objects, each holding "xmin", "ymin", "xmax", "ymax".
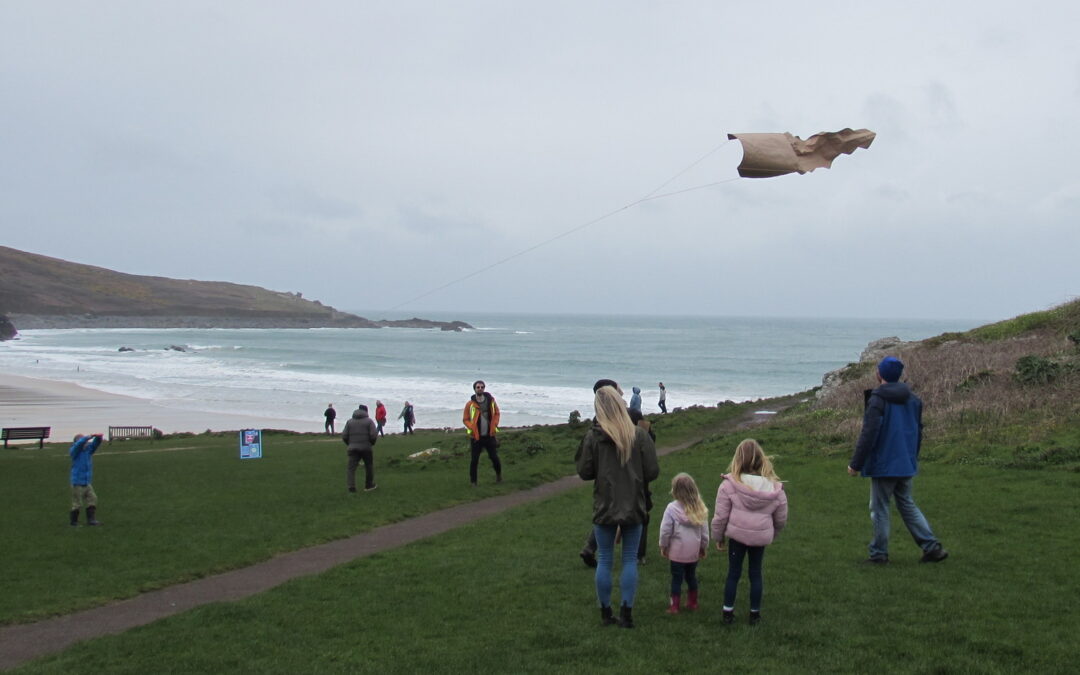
[
  {"xmin": 594, "ymin": 385, "xmax": 636, "ymax": 466},
  {"xmin": 726, "ymin": 438, "xmax": 781, "ymax": 484},
  {"xmin": 671, "ymin": 472, "xmax": 708, "ymax": 525}
]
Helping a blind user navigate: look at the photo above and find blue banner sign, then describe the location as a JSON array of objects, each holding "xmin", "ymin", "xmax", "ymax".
[{"xmin": 240, "ymin": 429, "xmax": 263, "ymax": 459}]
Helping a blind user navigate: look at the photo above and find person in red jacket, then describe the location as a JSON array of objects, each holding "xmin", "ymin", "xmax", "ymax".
[{"xmin": 374, "ymin": 400, "xmax": 387, "ymax": 436}]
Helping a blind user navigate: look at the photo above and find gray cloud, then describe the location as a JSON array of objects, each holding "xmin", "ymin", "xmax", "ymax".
[{"xmin": 1, "ymin": 1, "xmax": 1078, "ymax": 320}]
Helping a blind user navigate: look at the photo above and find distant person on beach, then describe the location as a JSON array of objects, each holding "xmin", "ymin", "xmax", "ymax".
[
  {"xmin": 463, "ymin": 380, "xmax": 502, "ymax": 485},
  {"xmin": 576, "ymin": 379, "xmax": 659, "ymax": 629},
  {"xmin": 374, "ymin": 400, "xmax": 387, "ymax": 436},
  {"xmin": 659, "ymin": 472, "xmax": 709, "ymax": 614},
  {"xmin": 580, "ymin": 407, "xmax": 655, "ymax": 568},
  {"xmin": 712, "ymin": 438, "xmax": 787, "ymax": 625},
  {"xmin": 324, "ymin": 404, "xmax": 337, "ymax": 435},
  {"xmin": 341, "ymin": 404, "xmax": 379, "ymax": 492},
  {"xmin": 69, "ymin": 433, "xmax": 105, "ymax": 526},
  {"xmin": 658, "ymin": 382, "xmax": 668, "ymax": 414},
  {"xmin": 629, "ymin": 386, "xmax": 642, "ymax": 414},
  {"xmin": 848, "ymin": 356, "xmax": 948, "ymax": 564},
  {"xmin": 399, "ymin": 401, "xmax": 415, "ymax": 434}
]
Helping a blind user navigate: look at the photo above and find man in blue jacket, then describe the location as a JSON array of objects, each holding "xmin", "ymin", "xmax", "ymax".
[
  {"xmin": 70, "ymin": 433, "xmax": 105, "ymax": 526},
  {"xmin": 848, "ymin": 357, "xmax": 947, "ymax": 564}
]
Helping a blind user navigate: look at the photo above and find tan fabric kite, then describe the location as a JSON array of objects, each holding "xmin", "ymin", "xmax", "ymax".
[{"xmin": 727, "ymin": 128, "xmax": 876, "ymax": 178}]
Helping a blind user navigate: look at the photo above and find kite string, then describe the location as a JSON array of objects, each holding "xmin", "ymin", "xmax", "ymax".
[{"xmin": 385, "ymin": 139, "xmax": 737, "ymax": 312}]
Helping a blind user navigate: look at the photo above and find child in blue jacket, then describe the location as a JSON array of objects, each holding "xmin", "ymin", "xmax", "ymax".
[{"xmin": 70, "ymin": 434, "xmax": 104, "ymax": 526}]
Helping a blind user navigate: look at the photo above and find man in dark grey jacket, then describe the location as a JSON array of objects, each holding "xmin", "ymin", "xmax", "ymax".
[{"xmin": 342, "ymin": 404, "xmax": 379, "ymax": 492}]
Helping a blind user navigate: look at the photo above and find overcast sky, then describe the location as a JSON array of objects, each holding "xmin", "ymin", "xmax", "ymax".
[{"xmin": 2, "ymin": 2, "xmax": 1078, "ymax": 321}]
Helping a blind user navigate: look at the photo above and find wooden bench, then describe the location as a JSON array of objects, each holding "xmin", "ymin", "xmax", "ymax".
[
  {"xmin": 2, "ymin": 426, "xmax": 51, "ymax": 449},
  {"xmin": 108, "ymin": 426, "xmax": 156, "ymax": 442}
]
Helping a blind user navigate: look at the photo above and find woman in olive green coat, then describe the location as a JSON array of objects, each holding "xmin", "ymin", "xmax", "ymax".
[{"xmin": 576, "ymin": 381, "xmax": 659, "ymax": 628}]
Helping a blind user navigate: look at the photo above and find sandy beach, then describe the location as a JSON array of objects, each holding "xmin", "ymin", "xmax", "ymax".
[{"xmin": 0, "ymin": 373, "xmax": 316, "ymax": 443}]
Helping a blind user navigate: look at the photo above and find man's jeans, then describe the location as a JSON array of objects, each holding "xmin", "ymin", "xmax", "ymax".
[{"xmin": 869, "ymin": 477, "xmax": 939, "ymax": 558}]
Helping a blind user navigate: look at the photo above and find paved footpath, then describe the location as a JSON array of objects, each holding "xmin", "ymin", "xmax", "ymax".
[{"xmin": 0, "ymin": 430, "xmax": 724, "ymax": 671}]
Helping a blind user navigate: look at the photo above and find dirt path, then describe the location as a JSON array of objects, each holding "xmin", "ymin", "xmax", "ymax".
[{"xmin": 0, "ymin": 403, "xmax": 801, "ymax": 670}]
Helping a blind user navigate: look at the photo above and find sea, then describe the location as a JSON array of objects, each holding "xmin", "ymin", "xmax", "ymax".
[{"xmin": 0, "ymin": 312, "xmax": 981, "ymax": 430}]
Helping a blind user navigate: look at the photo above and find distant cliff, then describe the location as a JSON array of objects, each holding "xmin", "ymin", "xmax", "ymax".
[{"xmin": 0, "ymin": 246, "xmax": 471, "ymax": 331}]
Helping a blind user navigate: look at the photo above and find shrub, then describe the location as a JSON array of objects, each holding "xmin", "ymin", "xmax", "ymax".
[
  {"xmin": 955, "ymin": 370, "xmax": 993, "ymax": 392},
  {"xmin": 1014, "ymin": 355, "xmax": 1061, "ymax": 385},
  {"xmin": 568, "ymin": 410, "xmax": 582, "ymax": 425}
]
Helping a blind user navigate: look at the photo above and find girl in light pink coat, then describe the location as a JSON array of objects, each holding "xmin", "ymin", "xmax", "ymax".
[
  {"xmin": 711, "ymin": 439, "xmax": 788, "ymax": 625},
  {"xmin": 658, "ymin": 473, "xmax": 710, "ymax": 614}
]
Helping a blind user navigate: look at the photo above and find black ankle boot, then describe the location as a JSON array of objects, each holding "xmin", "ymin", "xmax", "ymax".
[
  {"xmin": 86, "ymin": 505, "xmax": 102, "ymax": 526},
  {"xmin": 599, "ymin": 606, "xmax": 617, "ymax": 626},
  {"xmin": 70, "ymin": 509, "xmax": 79, "ymax": 527},
  {"xmin": 618, "ymin": 605, "xmax": 634, "ymax": 629}
]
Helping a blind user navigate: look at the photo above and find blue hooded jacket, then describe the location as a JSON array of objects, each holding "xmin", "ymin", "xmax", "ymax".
[
  {"xmin": 629, "ymin": 387, "xmax": 642, "ymax": 413},
  {"xmin": 69, "ymin": 435, "xmax": 103, "ymax": 485},
  {"xmin": 849, "ymin": 382, "xmax": 923, "ymax": 478}
]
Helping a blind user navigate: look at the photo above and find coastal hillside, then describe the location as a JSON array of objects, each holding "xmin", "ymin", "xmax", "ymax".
[
  {"xmin": 0, "ymin": 246, "xmax": 469, "ymax": 331},
  {"xmin": 796, "ymin": 299, "xmax": 1080, "ymax": 471}
]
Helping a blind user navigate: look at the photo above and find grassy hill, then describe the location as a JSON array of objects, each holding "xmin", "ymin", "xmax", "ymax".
[
  {"xmin": 793, "ymin": 298, "xmax": 1080, "ymax": 470},
  {"xmin": 0, "ymin": 245, "xmax": 375, "ymax": 327}
]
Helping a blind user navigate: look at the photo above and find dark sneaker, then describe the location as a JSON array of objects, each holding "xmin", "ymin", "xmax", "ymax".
[
  {"xmin": 580, "ymin": 550, "xmax": 597, "ymax": 568},
  {"xmin": 748, "ymin": 611, "xmax": 761, "ymax": 625},
  {"xmin": 920, "ymin": 546, "xmax": 949, "ymax": 563},
  {"xmin": 722, "ymin": 610, "xmax": 735, "ymax": 625},
  {"xmin": 863, "ymin": 555, "xmax": 889, "ymax": 565},
  {"xmin": 348, "ymin": 487, "xmax": 357, "ymax": 493}
]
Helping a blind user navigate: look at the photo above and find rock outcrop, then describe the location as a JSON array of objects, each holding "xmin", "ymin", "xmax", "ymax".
[
  {"xmin": 0, "ymin": 315, "xmax": 17, "ymax": 341},
  {"xmin": 816, "ymin": 336, "xmax": 916, "ymax": 400}
]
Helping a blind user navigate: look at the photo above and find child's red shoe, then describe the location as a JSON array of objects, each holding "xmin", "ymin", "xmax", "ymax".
[
  {"xmin": 666, "ymin": 594, "xmax": 680, "ymax": 614},
  {"xmin": 686, "ymin": 590, "xmax": 699, "ymax": 611}
]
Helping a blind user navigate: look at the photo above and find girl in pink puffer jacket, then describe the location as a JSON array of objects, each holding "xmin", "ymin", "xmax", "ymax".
[
  {"xmin": 711, "ymin": 439, "xmax": 788, "ymax": 625},
  {"xmin": 658, "ymin": 473, "xmax": 710, "ymax": 614}
]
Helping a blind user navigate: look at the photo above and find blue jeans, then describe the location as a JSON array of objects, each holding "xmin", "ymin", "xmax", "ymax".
[
  {"xmin": 594, "ymin": 523, "xmax": 642, "ymax": 608},
  {"xmin": 723, "ymin": 539, "xmax": 764, "ymax": 611},
  {"xmin": 869, "ymin": 477, "xmax": 940, "ymax": 558},
  {"xmin": 670, "ymin": 561, "xmax": 699, "ymax": 595}
]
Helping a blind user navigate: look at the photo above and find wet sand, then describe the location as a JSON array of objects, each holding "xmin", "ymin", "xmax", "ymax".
[{"xmin": 0, "ymin": 372, "xmax": 316, "ymax": 442}]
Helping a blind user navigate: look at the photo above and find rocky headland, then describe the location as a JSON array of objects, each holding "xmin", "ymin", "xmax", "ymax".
[{"xmin": 0, "ymin": 246, "xmax": 471, "ymax": 333}]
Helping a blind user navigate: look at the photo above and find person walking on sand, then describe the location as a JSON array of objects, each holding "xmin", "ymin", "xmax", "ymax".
[
  {"xmin": 69, "ymin": 433, "xmax": 105, "ymax": 526},
  {"xmin": 576, "ymin": 379, "xmax": 659, "ymax": 629},
  {"xmin": 374, "ymin": 400, "xmax": 387, "ymax": 436},
  {"xmin": 463, "ymin": 380, "xmax": 502, "ymax": 485},
  {"xmin": 324, "ymin": 403, "xmax": 337, "ymax": 435},
  {"xmin": 342, "ymin": 404, "xmax": 378, "ymax": 492},
  {"xmin": 659, "ymin": 472, "xmax": 709, "ymax": 614},
  {"xmin": 658, "ymin": 382, "xmax": 668, "ymax": 414},
  {"xmin": 712, "ymin": 438, "xmax": 787, "ymax": 625},
  {"xmin": 399, "ymin": 401, "xmax": 415, "ymax": 435},
  {"xmin": 848, "ymin": 356, "xmax": 948, "ymax": 564}
]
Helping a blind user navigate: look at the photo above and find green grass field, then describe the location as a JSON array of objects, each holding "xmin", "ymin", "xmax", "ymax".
[
  {"xmin": 0, "ymin": 407, "xmax": 736, "ymax": 625},
  {"xmin": 5, "ymin": 406, "xmax": 1080, "ymax": 673}
]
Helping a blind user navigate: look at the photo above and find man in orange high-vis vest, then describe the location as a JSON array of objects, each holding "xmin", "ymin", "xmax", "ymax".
[{"xmin": 463, "ymin": 379, "xmax": 502, "ymax": 486}]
